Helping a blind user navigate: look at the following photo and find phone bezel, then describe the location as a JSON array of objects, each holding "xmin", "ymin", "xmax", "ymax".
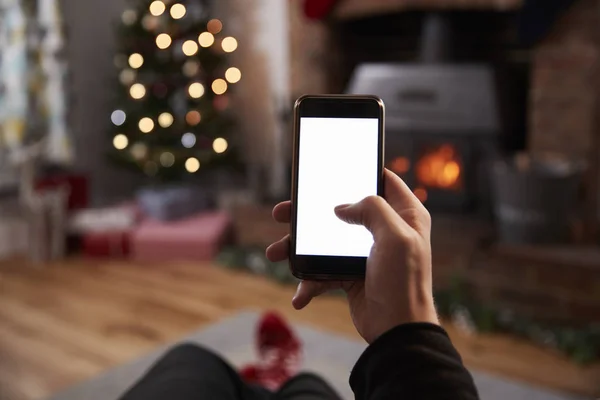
[{"xmin": 290, "ymin": 94, "xmax": 385, "ymax": 281}]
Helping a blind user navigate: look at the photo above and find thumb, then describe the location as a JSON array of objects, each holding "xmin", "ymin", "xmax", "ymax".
[{"xmin": 334, "ymin": 196, "xmax": 401, "ymax": 239}]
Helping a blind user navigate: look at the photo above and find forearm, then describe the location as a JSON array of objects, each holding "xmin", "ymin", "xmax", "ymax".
[{"xmin": 350, "ymin": 323, "xmax": 479, "ymax": 400}]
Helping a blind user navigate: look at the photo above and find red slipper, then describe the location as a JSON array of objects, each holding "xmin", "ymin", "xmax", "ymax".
[{"xmin": 240, "ymin": 312, "xmax": 303, "ymax": 390}]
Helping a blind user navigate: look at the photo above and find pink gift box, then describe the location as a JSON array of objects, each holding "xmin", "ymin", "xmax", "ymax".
[{"xmin": 131, "ymin": 211, "xmax": 232, "ymax": 262}]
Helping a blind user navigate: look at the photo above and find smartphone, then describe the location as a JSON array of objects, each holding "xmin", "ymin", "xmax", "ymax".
[{"xmin": 290, "ymin": 95, "xmax": 385, "ymax": 280}]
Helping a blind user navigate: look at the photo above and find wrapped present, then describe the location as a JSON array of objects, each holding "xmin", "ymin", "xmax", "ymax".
[
  {"xmin": 131, "ymin": 211, "xmax": 232, "ymax": 262},
  {"xmin": 82, "ymin": 230, "xmax": 131, "ymax": 258},
  {"xmin": 137, "ymin": 185, "xmax": 214, "ymax": 221},
  {"xmin": 69, "ymin": 202, "xmax": 140, "ymax": 234},
  {"xmin": 36, "ymin": 173, "xmax": 88, "ymax": 210}
]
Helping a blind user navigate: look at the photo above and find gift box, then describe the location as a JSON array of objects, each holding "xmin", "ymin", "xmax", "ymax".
[
  {"xmin": 131, "ymin": 211, "xmax": 232, "ymax": 262},
  {"xmin": 82, "ymin": 230, "xmax": 131, "ymax": 258},
  {"xmin": 137, "ymin": 185, "xmax": 214, "ymax": 221},
  {"xmin": 36, "ymin": 173, "xmax": 88, "ymax": 210}
]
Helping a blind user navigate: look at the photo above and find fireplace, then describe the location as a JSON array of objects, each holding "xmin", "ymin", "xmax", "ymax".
[{"xmin": 346, "ymin": 15, "xmax": 503, "ymax": 212}]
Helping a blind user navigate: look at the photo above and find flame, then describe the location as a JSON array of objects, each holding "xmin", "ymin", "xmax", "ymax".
[{"xmin": 416, "ymin": 144, "xmax": 462, "ymax": 189}]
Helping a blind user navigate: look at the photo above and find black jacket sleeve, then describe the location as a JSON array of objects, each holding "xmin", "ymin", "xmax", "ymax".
[{"xmin": 350, "ymin": 323, "xmax": 479, "ymax": 400}]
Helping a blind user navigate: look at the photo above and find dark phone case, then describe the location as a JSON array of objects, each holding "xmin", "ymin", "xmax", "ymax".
[{"xmin": 289, "ymin": 95, "xmax": 385, "ymax": 281}]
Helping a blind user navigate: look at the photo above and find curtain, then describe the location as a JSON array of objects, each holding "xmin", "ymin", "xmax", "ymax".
[{"xmin": 0, "ymin": 0, "xmax": 71, "ymax": 167}]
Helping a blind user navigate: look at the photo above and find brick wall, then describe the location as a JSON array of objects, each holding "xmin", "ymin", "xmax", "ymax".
[
  {"xmin": 529, "ymin": 0, "xmax": 600, "ymax": 158},
  {"xmin": 466, "ymin": 244, "xmax": 600, "ymax": 325}
]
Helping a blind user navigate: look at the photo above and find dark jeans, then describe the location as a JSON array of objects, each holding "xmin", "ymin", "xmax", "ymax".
[{"xmin": 119, "ymin": 343, "xmax": 342, "ymax": 400}]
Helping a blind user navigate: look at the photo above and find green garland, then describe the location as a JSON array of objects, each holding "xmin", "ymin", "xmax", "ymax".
[{"xmin": 216, "ymin": 247, "xmax": 600, "ymax": 364}]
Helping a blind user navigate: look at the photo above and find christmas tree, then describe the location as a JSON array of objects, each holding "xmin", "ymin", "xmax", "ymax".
[{"xmin": 109, "ymin": 0, "xmax": 241, "ymax": 181}]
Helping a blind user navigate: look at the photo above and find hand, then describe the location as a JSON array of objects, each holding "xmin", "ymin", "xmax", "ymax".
[{"xmin": 266, "ymin": 169, "xmax": 439, "ymax": 344}]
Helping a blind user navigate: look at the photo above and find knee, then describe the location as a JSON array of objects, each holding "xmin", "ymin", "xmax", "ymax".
[{"xmin": 160, "ymin": 342, "xmax": 221, "ymax": 366}]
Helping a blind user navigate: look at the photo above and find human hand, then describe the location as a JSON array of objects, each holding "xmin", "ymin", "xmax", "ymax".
[{"xmin": 266, "ymin": 169, "xmax": 439, "ymax": 344}]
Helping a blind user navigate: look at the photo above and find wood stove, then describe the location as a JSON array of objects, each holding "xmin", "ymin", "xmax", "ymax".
[
  {"xmin": 348, "ymin": 63, "xmax": 500, "ymax": 212},
  {"xmin": 346, "ymin": 13, "xmax": 502, "ymax": 213}
]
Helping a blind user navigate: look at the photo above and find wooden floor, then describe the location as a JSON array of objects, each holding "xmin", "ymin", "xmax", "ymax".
[{"xmin": 0, "ymin": 259, "xmax": 598, "ymax": 400}]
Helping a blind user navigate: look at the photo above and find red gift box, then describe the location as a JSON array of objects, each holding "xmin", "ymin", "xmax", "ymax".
[
  {"xmin": 82, "ymin": 230, "xmax": 131, "ymax": 258},
  {"xmin": 131, "ymin": 211, "xmax": 232, "ymax": 263},
  {"xmin": 36, "ymin": 174, "xmax": 88, "ymax": 210}
]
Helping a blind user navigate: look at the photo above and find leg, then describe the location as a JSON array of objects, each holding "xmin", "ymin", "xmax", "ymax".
[
  {"xmin": 119, "ymin": 343, "xmax": 271, "ymax": 400},
  {"xmin": 275, "ymin": 373, "xmax": 342, "ymax": 400}
]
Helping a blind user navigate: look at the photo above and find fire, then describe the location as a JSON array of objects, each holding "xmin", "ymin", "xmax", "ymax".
[{"xmin": 416, "ymin": 144, "xmax": 462, "ymax": 189}]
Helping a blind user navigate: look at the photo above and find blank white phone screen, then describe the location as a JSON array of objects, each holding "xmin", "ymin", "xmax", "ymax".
[{"xmin": 296, "ymin": 117, "xmax": 379, "ymax": 257}]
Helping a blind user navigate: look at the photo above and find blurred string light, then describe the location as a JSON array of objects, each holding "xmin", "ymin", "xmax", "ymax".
[
  {"xmin": 182, "ymin": 60, "xmax": 200, "ymax": 77},
  {"xmin": 211, "ymin": 78, "xmax": 227, "ymax": 95},
  {"xmin": 113, "ymin": 134, "xmax": 129, "ymax": 150},
  {"xmin": 182, "ymin": 40, "xmax": 199, "ymax": 56},
  {"xmin": 198, "ymin": 32, "xmax": 215, "ymax": 48},
  {"xmin": 225, "ymin": 67, "xmax": 241, "ymax": 84},
  {"xmin": 119, "ymin": 69, "xmax": 136, "ymax": 85},
  {"xmin": 111, "ymin": 110, "xmax": 126, "ymax": 126},
  {"xmin": 142, "ymin": 15, "xmax": 159, "ymax": 31},
  {"xmin": 221, "ymin": 37, "xmax": 237, "ymax": 53},
  {"xmin": 131, "ymin": 142, "xmax": 148, "ymax": 160},
  {"xmin": 185, "ymin": 157, "xmax": 200, "ymax": 173},
  {"xmin": 170, "ymin": 3, "xmax": 186, "ymax": 19},
  {"xmin": 188, "ymin": 82, "xmax": 205, "ymax": 98},
  {"xmin": 139, "ymin": 117, "xmax": 155, "ymax": 133},
  {"xmin": 213, "ymin": 137, "xmax": 228, "ymax": 153},
  {"xmin": 149, "ymin": 0, "xmax": 166, "ymax": 16},
  {"xmin": 156, "ymin": 33, "xmax": 172, "ymax": 49},
  {"xmin": 181, "ymin": 132, "xmax": 196, "ymax": 148},
  {"xmin": 186, "ymin": 110, "xmax": 201, "ymax": 125},
  {"xmin": 130, "ymin": 83, "xmax": 146, "ymax": 99},
  {"xmin": 160, "ymin": 152, "xmax": 175, "ymax": 167},
  {"xmin": 158, "ymin": 112, "xmax": 174, "ymax": 128},
  {"xmin": 128, "ymin": 53, "xmax": 144, "ymax": 69},
  {"xmin": 207, "ymin": 19, "xmax": 223, "ymax": 34},
  {"xmin": 121, "ymin": 9, "xmax": 137, "ymax": 25}
]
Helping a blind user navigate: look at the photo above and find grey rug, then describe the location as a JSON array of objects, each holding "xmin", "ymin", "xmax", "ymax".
[{"xmin": 48, "ymin": 312, "xmax": 586, "ymax": 400}]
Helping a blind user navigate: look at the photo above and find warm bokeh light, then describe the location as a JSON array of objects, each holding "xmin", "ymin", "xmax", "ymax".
[
  {"xmin": 170, "ymin": 3, "xmax": 186, "ymax": 19},
  {"xmin": 121, "ymin": 10, "xmax": 137, "ymax": 25},
  {"xmin": 128, "ymin": 53, "xmax": 144, "ymax": 69},
  {"xmin": 198, "ymin": 32, "xmax": 215, "ymax": 48},
  {"xmin": 182, "ymin": 60, "xmax": 200, "ymax": 77},
  {"xmin": 416, "ymin": 144, "xmax": 462, "ymax": 189},
  {"xmin": 158, "ymin": 112, "xmax": 174, "ymax": 128},
  {"xmin": 160, "ymin": 152, "xmax": 175, "ymax": 167},
  {"xmin": 207, "ymin": 19, "xmax": 223, "ymax": 34},
  {"xmin": 113, "ymin": 134, "xmax": 129, "ymax": 150},
  {"xmin": 414, "ymin": 187, "xmax": 428, "ymax": 203},
  {"xmin": 212, "ymin": 137, "xmax": 228, "ymax": 153},
  {"xmin": 149, "ymin": 0, "xmax": 166, "ymax": 16},
  {"xmin": 182, "ymin": 40, "xmax": 199, "ymax": 56},
  {"xmin": 221, "ymin": 37, "xmax": 238, "ymax": 53},
  {"xmin": 130, "ymin": 83, "xmax": 146, "ymax": 99},
  {"xmin": 181, "ymin": 132, "xmax": 196, "ymax": 148},
  {"xmin": 111, "ymin": 110, "xmax": 126, "ymax": 126},
  {"xmin": 139, "ymin": 117, "xmax": 155, "ymax": 133},
  {"xmin": 390, "ymin": 156, "xmax": 410, "ymax": 175},
  {"xmin": 142, "ymin": 15, "xmax": 159, "ymax": 31},
  {"xmin": 211, "ymin": 79, "xmax": 227, "ymax": 95},
  {"xmin": 131, "ymin": 142, "xmax": 148, "ymax": 160},
  {"xmin": 185, "ymin": 157, "xmax": 200, "ymax": 173},
  {"xmin": 119, "ymin": 69, "xmax": 136, "ymax": 85},
  {"xmin": 225, "ymin": 67, "xmax": 241, "ymax": 84},
  {"xmin": 156, "ymin": 33, "xmax": 172, "ymax": 49},
  {"xmin": 186, "ymin": 110, "xmax": 202, "ymax": 125},
  {"xmin": 188, "ymin": 82, "xmax": 205, "ymax": 99}
]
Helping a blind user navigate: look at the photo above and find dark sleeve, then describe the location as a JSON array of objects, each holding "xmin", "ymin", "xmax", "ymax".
[{"xmin": 350, "ymin": 323, "xmax": 479, "ymax": 400}]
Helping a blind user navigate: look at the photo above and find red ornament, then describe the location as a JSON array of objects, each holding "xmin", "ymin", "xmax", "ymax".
[{"xmin": 303, "ymin": 0, "xmax": 338, "ymax": 20}]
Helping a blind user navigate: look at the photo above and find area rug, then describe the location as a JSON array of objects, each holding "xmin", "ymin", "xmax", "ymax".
[{"xmin": 48, "ymin": 312, "xmax": 585, "ymax": 400}]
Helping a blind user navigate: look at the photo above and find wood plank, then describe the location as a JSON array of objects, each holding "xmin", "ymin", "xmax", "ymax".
[{"xmin": 0, "ymin": 258, "xmax": 598, "ymax": 400}]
